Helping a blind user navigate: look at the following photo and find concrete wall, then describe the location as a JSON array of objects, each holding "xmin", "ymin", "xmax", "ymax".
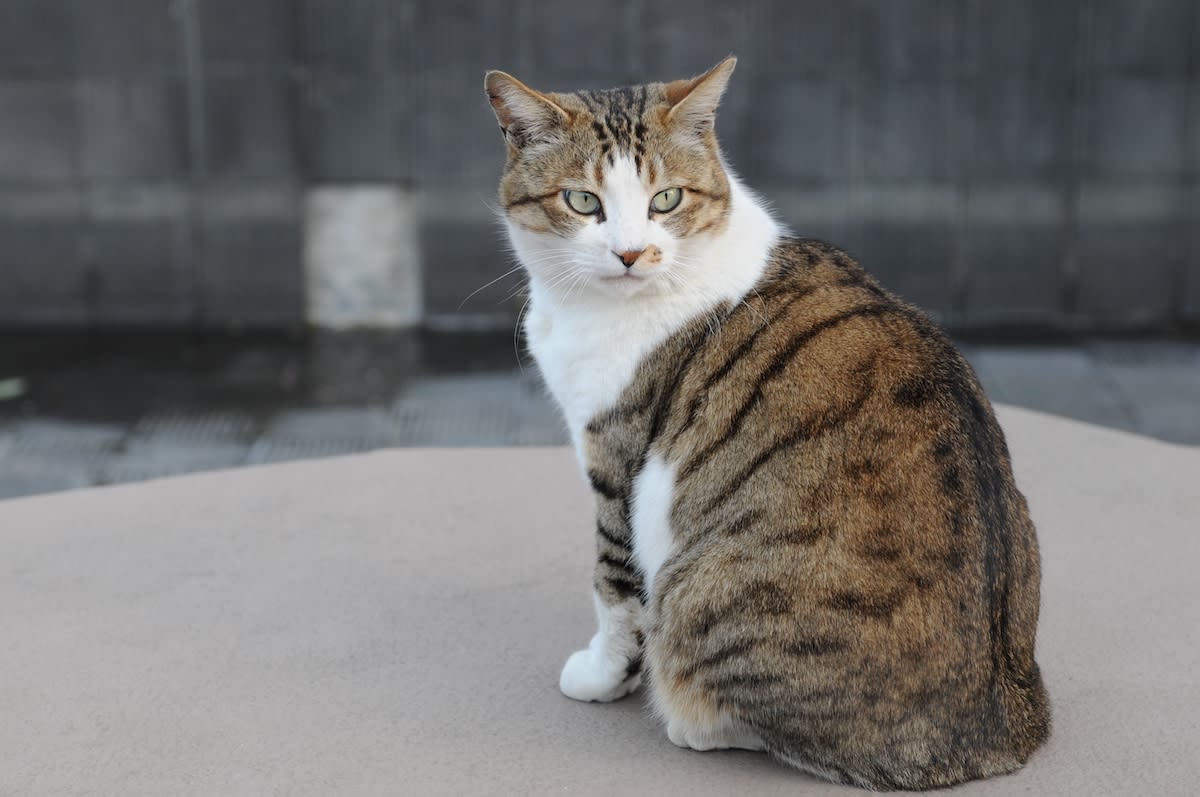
[{"xmin": 0, "ymin": 0, "xmax": 1196, "ymax": 332}]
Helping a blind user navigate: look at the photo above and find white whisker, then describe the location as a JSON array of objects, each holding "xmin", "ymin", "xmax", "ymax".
[
  {"xmin": 457, "ymin": 264, "xmax": 527, "ymax": 311},
  {"xmin": 544, "ymin": 265, "xmax": 585, "ymax": 293},
  {"xmin": 501, "ymin": 280, "xmax": 531, "ymax": 305},
  {"xmin": 558, "ymin": 269, "xmax": 591, "ymax": 306},
  {"xmin": 512, "ymin": 295, "xmax": 531, "ymax": 374}
]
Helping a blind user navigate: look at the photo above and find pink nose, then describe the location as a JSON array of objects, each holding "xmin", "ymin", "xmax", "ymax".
[{"xmin": 614, "ymin": 249, "xmax": 644, "ymax": 267}]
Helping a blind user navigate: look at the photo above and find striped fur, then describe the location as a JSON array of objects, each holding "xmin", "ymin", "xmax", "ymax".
[{"xmin": 486, "ymin": 60, "xmax": 1049, "ymax": 791}]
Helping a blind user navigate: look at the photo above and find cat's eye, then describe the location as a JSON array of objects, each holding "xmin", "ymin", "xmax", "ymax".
[
  {"xmin": 564, "ymin": 190, "xmax": 602, "ymax": 216},
  {"xmin": 650, "ymin": 187, "xmax": 683, "ymax": 213}
]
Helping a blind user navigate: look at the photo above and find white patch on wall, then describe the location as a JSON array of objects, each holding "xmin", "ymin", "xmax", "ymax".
[{"xmin": 304, "ymin": 186, "xmax": 422, "ymax": 328}]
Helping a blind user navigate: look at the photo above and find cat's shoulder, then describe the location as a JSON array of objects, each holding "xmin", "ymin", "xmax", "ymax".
[
  {"xmin": 763, "ymin": 237, "xmax": 877, "ymax": 291},
  {"xmin": 755, "ymin": 236, "xmax": 902, "ymax": 311},
  {"xmin": 754, "ymin": 235, "xmax": 957, "ymax": 358}
]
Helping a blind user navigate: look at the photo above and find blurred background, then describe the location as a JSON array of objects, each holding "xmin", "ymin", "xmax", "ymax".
[{"xmin": 0, "ymin": 0, "xmax": 1197, "ymax": 499}]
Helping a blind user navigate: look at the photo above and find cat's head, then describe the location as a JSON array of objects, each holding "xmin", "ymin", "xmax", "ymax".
[{"xmin": 485, "ymin": 58, "xmax": 737, "ymax": 299}]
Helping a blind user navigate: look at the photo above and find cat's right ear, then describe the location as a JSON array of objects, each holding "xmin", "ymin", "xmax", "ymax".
[
  {"xmin": 484, "ymin": 71, "xmax": 570, "ymax": 151},
  {"xmin": 665, "ymin": 56, "xmax": 737, "ymax": 137}
]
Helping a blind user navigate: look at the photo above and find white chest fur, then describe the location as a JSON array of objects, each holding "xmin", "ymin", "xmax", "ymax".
[
  {"xmin": 630, "ymin": 452, "xmax": 677, "ymax": 591},
  {"xmin": 525, "ymin": 289, "xmax": 685, "ymax": 454}
]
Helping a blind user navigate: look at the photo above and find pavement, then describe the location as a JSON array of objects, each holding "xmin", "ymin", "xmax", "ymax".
[
  {"xmin": 0, "ymin": 331, "xmax": 1197, "ymax": 501},
  {"xmin": 3, "ymin": 407, "xmax": 1199, "ymax": 795}
]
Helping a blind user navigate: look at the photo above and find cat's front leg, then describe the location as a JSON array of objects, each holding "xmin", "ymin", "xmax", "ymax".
[
  {"xmin": 559, "ymin": 503, "xmax": 645, "ymax": 702},
  {"xmin": 559, "ymin": 591, "xmax": 643, "ymax": 702}
]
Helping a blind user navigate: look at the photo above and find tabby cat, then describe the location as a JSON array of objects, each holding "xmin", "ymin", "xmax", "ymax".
[{"xmin": 485, "ymin": 57, "xmax": 1049, "ymax": 790}]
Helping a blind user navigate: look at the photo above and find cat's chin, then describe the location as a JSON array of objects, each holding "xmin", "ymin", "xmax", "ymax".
[{"xmin": 598, "ymin": 272, "xmax": 654, "ymax": 298}]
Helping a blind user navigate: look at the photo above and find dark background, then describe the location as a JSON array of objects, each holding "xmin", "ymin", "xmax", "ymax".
[{"xmin": 0, "ymin": 0, "xmax": 1197, "ymax": 334}]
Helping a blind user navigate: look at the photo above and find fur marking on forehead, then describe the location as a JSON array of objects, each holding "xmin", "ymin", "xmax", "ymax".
[{"xmin": 577, "ymin": 87, "xmax": 653, "ymax": 172}]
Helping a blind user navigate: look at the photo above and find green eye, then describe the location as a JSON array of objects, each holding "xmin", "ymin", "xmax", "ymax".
[
  {"xmin": 650, "ymin": 187, "xmax": 683, "ymax": 213},
  {"xmin": 564, "ymin": 190, "xmax": 602, "ymax": 215}
]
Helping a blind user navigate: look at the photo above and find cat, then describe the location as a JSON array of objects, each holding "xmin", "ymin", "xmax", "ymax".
[{"xmin": 485, "ymin": 56, "xmax": 1050, "ymax": 790}]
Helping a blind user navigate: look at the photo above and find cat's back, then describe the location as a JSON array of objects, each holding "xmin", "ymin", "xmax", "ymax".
[
  {"xmin": 654, "ymin": 235, "xmax": 980, "ymax": 476},
  {"xmin": 641, "ymin": 237, "xmax": 1049, "ymax": 790}
]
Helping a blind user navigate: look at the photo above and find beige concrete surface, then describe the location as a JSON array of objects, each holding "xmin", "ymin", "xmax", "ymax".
[{"xmin": 1, "ymin": 406, "xmax": 1196, "ymax": 795}]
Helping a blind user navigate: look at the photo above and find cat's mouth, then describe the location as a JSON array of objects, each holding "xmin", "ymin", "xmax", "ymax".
[{"xmin": 601, "ymin": 273, "xmax": 646, "ymax": 282}]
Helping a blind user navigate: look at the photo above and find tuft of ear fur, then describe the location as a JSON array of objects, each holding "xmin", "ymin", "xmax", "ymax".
[
  {"xmin": 484, "ymin": 71, "xmax": 571, "ymax": 150},
  {"xmin": 665, "ymin": 56, "xmax": 737, "ymax": 136}
]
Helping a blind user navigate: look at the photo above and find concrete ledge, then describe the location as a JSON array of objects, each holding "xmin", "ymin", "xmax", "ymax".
[{"xmin": 0, "ymin": 406, "xmax": 1196, "ymax": 795}]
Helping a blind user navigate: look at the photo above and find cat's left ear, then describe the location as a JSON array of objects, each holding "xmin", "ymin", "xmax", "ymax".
[
  {"xmin": 485, "ymin": 70, "xmax": 571, "ymax": 150},
  {"xmin": 665, "ymin": 56, "xmax": 737, "ymax": 135}
]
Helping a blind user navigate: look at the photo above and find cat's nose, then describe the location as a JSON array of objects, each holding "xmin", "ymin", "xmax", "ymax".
[{"xmin": 614, "ymin": 249, "xmax": 644, "ymax": 268}]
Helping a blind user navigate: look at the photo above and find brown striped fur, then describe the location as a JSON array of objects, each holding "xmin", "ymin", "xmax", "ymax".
[
  {"xmin": 486, "ymin": 62, "xmax": 1049, "ymax": 791},
  {"xmin": 584, "ymin": 242, "xmax": 1049, "ymax": 789}
]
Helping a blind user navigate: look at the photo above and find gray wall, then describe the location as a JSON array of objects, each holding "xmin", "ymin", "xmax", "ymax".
[{"xmin": 0, "ymin": 0, "xmax": 1197, "ymax": 332}]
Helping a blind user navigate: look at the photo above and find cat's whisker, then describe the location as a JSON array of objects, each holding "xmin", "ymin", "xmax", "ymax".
[
  {"xmin": 543, "ymin": 265, "xmax": 586, "ymax": 294},
  {"xmin": 722, "ymin": 282, "xmax": 769, "ymax": 327},
  {"xmin": 477, "ymin": 193, "xmax": 505, "ymax": 219},
  {"xmin": 512, "ymin": 295, "xmax": 532, "ymax": 374},
  {"xmin": 500, "ymin": 280, "xmax": 531, "ymax": 306},
  {"xmin": 519, "ymin": 253, "xmax": 580, "ymax": 267},
  {"xmin": 558, "ymin": 270, "xmax": 591, "ymax": 306},
  {"xmin": 564, "ymin": 266, "xmax": 594, "ymax": 302},
  {"xmin": 743, "ymin": 286, "xmax": 770, "ymax": 326},
  {"xmin": 534, "ymin": 262, "xmax": 578, "ymax": 281},
  {"xmin": 531, "ymin": 259, "xmax": 579, "ymax": 280},
  {"xmin": 519, "ymin": 245, "xmax": 581, "ymax": 254},
  {"xmin": 457, "ymin": 264, "xmax": 528, "ymax": 311},
  {"xmin": 528, "ymin": 254, "xmax": 581, "ymax": 262}
]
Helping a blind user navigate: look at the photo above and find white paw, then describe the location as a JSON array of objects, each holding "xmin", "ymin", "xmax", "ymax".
[
  {"xmin": 559, "ymin": 648, "xmax": 641, "ymax": 703},
  {"xmin": 666, "ymin": 718, "xmax": 765, "ymax": 752}
]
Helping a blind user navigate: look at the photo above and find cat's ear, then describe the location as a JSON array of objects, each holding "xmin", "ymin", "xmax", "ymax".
[
  {"xmin": 485, "ymin": 71, "xmax": 571, "ymax": 150},
  {"xmin": 665, "ymin": 56, "xmax": 737, "ymax": 136}
]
